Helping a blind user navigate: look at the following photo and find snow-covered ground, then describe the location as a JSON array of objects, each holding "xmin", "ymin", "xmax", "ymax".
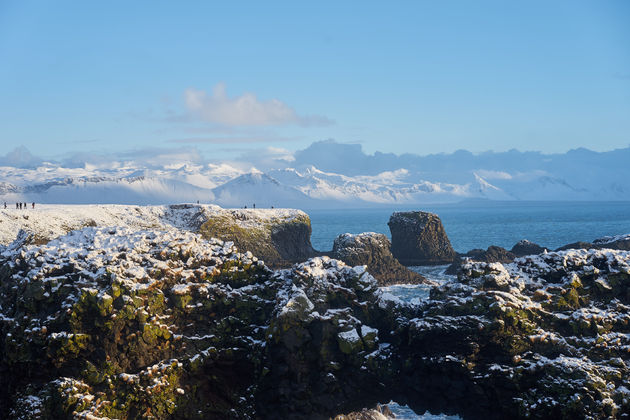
[{"xmin": 0, "ymin": 203, "xmax": 307, "ymax": 245}]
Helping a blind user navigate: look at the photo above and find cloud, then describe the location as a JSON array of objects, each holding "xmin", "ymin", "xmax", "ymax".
[
  {"xmin": 232, "ymin": 146, "xmax": 296, "ymax": 170},
  {"xmin": 474, "ymin": 169, "xmax": 513, "ymax": 180},
  {"xmin": 184, "ymin": 83, "xmax": 334, "ymax": 127},
  {"xmin": 61, "ymin": 147, "xmax": 204, "ymax": 169},
  {"xmin": 0, "ymin": 146, "xmax": 43, "ymax": 168}
]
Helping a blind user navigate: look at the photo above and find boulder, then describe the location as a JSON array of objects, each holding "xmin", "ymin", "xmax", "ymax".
[
  {"xmin": 510, "ymin": 239, "xmax": 548, "ymax": 257},
  {"xmin": 332, "ymin": 232, "xmax": 428, "ymax": 286},
  {"xmin": 388, "ymin": 211, "xmax": 456, "ymax": 265},
  {"xmin": 446, "ymin": 245, "xmax": 515, "ymax": 275}
]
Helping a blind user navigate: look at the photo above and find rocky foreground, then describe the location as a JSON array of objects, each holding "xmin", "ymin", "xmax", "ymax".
[{"xmin": 1, "ymin": 225, "xmax": 630, "ymax": 419}]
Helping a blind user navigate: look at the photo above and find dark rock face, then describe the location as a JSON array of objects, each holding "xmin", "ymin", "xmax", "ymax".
[
  {"xmin": 510, "ymin": 239, "xmax": 547, "ymax": 257},
  {"xmin": 555, "ymin": 241, "xmax": 595, "ymax": 251},
  {"xmin": 593, "ymin": 234, "xmax": 630, "ymax": 251},
  {"xmin": 446, "ymin": 245, "xmax": 515, "ymax": 275},
  {"xmin": 3, "ymin": 227, "xmax": 630, "ymax": 419},
  {"xmin": 556, "ymin": 234, "xmax": 630, "ymax": 252},
  {"xmin": 388, "ymin": 211, "xmax": 456, "ymax": 265},
  {"xmin": 331, "ymin": 232, "xmax": 428, "ymax": 286}
]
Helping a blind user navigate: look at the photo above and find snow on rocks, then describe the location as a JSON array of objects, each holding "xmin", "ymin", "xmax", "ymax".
[{"xmin": 405, "ymin": 247, "xmax": 630, "ymax": 418}]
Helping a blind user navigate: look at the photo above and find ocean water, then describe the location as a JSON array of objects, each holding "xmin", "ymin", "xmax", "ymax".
[{"xmin": 307, "ymin": 201, "xmax": 630, "ymax": 253}]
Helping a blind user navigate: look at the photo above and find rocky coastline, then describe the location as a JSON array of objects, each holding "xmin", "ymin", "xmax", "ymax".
[{"xmin": 1, "ymin": 205, "xmax": 630, "ymax": 419}]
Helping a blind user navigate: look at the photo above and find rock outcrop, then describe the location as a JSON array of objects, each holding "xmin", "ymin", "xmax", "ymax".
[
  {"xmin": 555, "ymin": 241, "xmax": 595, "ymax": 251},
  {"xmin": 331, "ymin": 232, "xmax": 428, "ymax": 286},
  {"xmin": 199, "ymin": 207, "xmax": 316, "ymax": 267},
  {"xmin": 3, "ymin": 226, "xmax": 630, "ymax": 419},
  {"xmin": 510, "ymin": 239, "xmax": 548, "ymax": 257},
  {"xmin": 593, "ymin": 234, "xmax": 630, "ymax": 251},
  {"xmin": 0, "ymin": 204, "xmax": 317, "ymax": 268},
  {"xmin": 388, "ymin": 211, "xmax": 456, "ymax": 265},
  {"xmin": 445, "ymin": 245, "xmax": 515, "ymax": 275},
  {"xmin": 332, "ymin": 404, "xmax": 394, "ymax": 420},
  {"xmin": 556, "ymin": 234, "xmax": 630, "ymax": 252}
]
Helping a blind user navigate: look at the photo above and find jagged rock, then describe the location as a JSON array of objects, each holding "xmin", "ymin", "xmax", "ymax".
[
  {"xmin": 388, "ymin": 211, "xmax": 456, "ymax": 265},
  {"xmin": 332, "ymin": 404, "xmax": 394, "ymax": 419},
  {"xmin": 555, "ymin": 241, "xmax": 595, "ymax": 251},
  {"xmin": 0, "ymin": 228, "xmax": 390, "ymax": 419},
  {"xmin": 593, "ymin": 234, "xmax": 630, "ymax": 251},
  {"xmin": 3, "ymin": 225, "xmax": 630, "ymax": 419},
  {"xmin": 445, "ymin": 245, "xmax": 515, "ymax": 274},
  {"xmin": 510, "ymin": 239, "xmax": 548, "ymax": 257},
  {"xmin": 332, "ymin": 232, "xmax": 428, "ymax": 286}
]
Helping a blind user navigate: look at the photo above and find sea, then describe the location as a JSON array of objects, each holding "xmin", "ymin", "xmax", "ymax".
[
  {"xmin": 307, "ymin": 201, "xmax": 630, "ymax": 253},
  {"xmin": 306, "ymin": 201, "xmax": 630, "ymax": 419}
]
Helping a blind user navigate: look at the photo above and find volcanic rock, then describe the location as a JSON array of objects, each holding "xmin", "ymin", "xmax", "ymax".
[
  {"xmin": 388, "ymin": 211, "xmax": 456, "ymax": 265},
  {"xmin": 332, "ymin": 232, "xmax": 428, "ymax": 286},
  {"xmin": 510, "ymin": 239, "xmax": 548, "ymax": 257}
]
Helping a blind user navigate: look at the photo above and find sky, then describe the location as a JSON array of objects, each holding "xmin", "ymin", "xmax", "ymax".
[{"xmin": 0, "ymin": 0, "xmax": 629, "ymax": 160}]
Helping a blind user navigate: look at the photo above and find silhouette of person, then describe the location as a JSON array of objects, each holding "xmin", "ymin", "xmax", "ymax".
[
  {"xmin": 253, "ymin": 203, "xmax": 256, "ymax": 209},
  {"xmin": 3, "ymin": 202, "xmax": 6, "ymax": 209},
  {"xmin": 32, "ymin": 202, "xmax": 35, "ymax": 209},
  {"xmin": 18, "ymin": 203, "xmax": 22, "ymax": 210},
  {"xmin": 16, "ymin": 203, "xmax": 18, "ymax": 209}
]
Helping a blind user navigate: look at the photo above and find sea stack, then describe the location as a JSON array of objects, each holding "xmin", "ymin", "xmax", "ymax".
[{"xmin": 388, "ymin": 211, "xmax": 456, "ymax": 265}]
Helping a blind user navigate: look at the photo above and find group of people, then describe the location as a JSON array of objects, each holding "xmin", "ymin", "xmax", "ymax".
[{"xmin": 3, "ymin": 202, "xmax": 35, "ymax": 209}]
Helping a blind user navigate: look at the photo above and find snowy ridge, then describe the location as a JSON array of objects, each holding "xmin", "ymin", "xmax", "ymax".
[{"xmin": 0, "ymin": 204, "xmax": 308, "ymax": 245}]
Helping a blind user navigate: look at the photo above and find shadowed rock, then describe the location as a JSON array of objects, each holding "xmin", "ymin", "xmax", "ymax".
[
  {"xmin": 332, "ymin": 232, "xmax": 429, "ymax": 286},
  {"xmin": 510, "ymin": 239, "xmax": 548, "ymax": 257},
  {"xmin": 388, "ymin": 211, "xmax": 456, "ymax": 266},
  {"xmin": 446, "ymin": 245, "xmax": 515, "ymax": 275}
]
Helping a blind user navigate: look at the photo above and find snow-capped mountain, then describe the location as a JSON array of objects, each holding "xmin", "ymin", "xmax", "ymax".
[{"xmin": 1, "ymin": 141, "xmax": 629, "ymax": 206}]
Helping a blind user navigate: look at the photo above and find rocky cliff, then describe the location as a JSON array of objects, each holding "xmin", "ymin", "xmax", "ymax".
[
  {"xmin": 0, "ymin": 204, "xmax": 317, "ymax": 268},
  {"xmin": 388, "ymin": 211, "xmax": 456, "ymax": 265},
  {"xmin": 331, "ymin": 232, "xmax": 428, "ymax": 286},
  {"xmin": 2, "ymin": 226, "xmax": 630, "ymax": 419}
]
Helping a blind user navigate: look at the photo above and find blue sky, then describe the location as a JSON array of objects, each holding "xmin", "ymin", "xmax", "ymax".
[{"xmin": 0, "ymin": 0, "xmax": 629, "ymax": 160}]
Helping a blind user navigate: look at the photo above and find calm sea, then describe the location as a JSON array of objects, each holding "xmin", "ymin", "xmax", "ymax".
[{"xmin": 306, "ymin": 201, "xmax": 630, "ymax": 253}]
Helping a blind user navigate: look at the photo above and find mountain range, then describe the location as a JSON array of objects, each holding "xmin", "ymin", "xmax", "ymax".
[{"xmin": 1, "ymin": 141, "xmax": 629, "ymax": 207}]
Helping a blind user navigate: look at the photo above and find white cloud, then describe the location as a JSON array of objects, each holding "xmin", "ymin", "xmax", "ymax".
[
  {"xmin": 184, "ymin": 83, "xmax": 333, "ymax": 127},
  {"xmin": 474, "ymin": 169, "xmax": 513, "ymax": 180}
]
